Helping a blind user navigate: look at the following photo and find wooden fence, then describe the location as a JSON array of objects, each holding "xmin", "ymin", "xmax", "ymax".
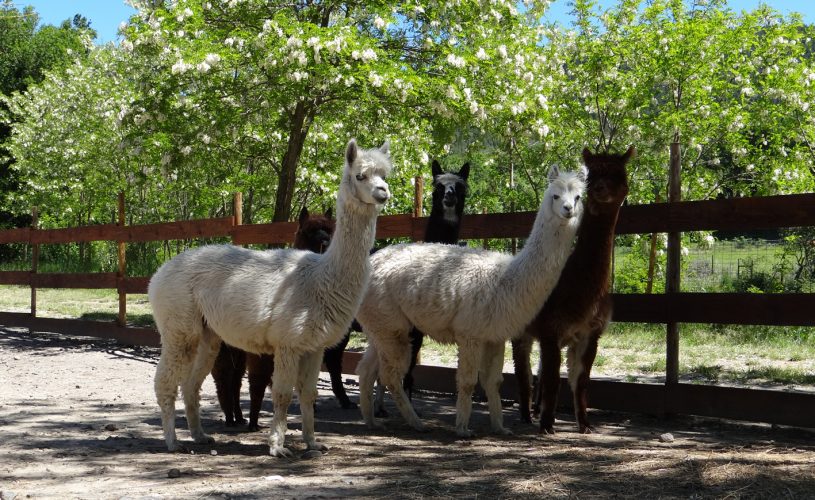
[{"xmin": 1, "ymin": 189, "xmax": 814, "ymax": 428}]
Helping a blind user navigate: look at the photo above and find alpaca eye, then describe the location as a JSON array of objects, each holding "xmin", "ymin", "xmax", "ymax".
[
  {"xmin": 553, "ymin": 195, "xmax": 560, "ymax": 200},
  {"xmin": 575, "ymin": 195, "xmax": 581, "ymax": 201},
  {"xmin": 355, "ymin": 173, "xmax": 367, "ymax": 181}
]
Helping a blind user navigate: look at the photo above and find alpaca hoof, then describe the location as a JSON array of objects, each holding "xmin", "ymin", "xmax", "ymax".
[
  {"xmin": 579, "ymin": 425, "xmax": 594, "ymax": 435},
  {"xmin": 340, "ymin": 400, "xmax": 358, "ymax": 410},
  {"xmin": 456, "ymin": 428, "xmax": 475, "ymax": 438},
  {"xmin": 374, "ymin": 408, "xmax": 389, "ymax": 418},
  {"xmin": 365, "ymin": 419, "xmax": 386, "ymax": 431},
  {"xmin": 539, "ymin": 426, "xmax": 556, "ymax": 435},
  {"xmin": 247, "ymin": 423, "xmax": 262, "ymax": 432},
  {"xmin": 193, "ymin": 433, "xmax": 215, "ymax": 444},
  {"xmin": 307, "ymin": 441, "xmax": 329, "ymax": 452},
  {"xmin": 270, "ymin": 445, "xmax": 294, "ymax": 458},
  {"xmin": 493, "ymin": 427, "xmax": 513, "ymax": 436}
]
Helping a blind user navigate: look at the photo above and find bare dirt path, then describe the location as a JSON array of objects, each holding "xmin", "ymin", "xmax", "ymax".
[{"xmin": 1, "ymin": 327, "xmax": 814, "ymax": 499}]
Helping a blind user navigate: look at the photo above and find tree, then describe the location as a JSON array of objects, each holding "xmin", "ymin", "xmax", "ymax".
[{"xmin": 0, "ymin": 1, "xmax": 93, "ymax": 228}]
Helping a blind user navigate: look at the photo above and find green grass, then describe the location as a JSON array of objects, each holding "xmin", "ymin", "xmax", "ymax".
[
  {"xmin": 1, "ymin": 285, "xmax": 813, "ymax": 390},
  {"xmin": 0, "ymin": 285, "xmax": 154, "ymax": 327}
]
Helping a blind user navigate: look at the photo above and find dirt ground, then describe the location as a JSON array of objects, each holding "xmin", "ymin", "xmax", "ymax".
[{"xmin": 1, "ymin": 327, "xmax": 814, "ymax": 499}]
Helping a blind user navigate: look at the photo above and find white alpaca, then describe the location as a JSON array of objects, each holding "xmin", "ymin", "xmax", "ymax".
[
  {"xmin": 355, "ymin": 166, "xmax": 585, "ymax": 437},
  {"xmin": 149, "ymin": 139, "xmax": 391, "ymax": 457}
]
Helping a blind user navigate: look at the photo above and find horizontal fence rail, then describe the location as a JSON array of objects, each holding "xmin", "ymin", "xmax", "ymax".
[{"xmin": 0, "ymin": 191, "xmax": 814, "ymax": 429}]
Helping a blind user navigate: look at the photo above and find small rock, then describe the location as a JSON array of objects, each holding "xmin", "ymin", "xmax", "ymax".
[
  {"xmin": 75, "ymin": 385, "xmax": 81, "ymax": 389},
  {"xmin": 210, "ymin": 449, "xmax": 218, "ymax": 456},
  {"xmin": 519, "ymin": 457, "xmax": 529, "ymax": 464},
  {"xmin": 301, "ymin": 450, "xmax": 323, "ymax": 460},
  {"xmin": 263, "ymin": 475, "xmax": 285, "ymax": 482},
  {"xmin": 1, "ymin": 490, "xmax": 19, "ymax": 500},
  {"xmin": 105, "ymin": 424, "xmax": 118, "ymax": 431},
  {"xmin": 167, "ymin": 468, "xmax": 181, "ymax": 478},
  {"xmin": 659, "ymin": 433, "xmax": 675, "ymax": 443}
]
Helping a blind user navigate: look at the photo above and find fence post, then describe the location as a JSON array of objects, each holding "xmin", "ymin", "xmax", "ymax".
[
  {"xmin": 666, "ymin": 142, "xmax": 682, "ymax": 389},
  {"xmin": 117, "ymin": 192, "xmax": 127, "ymax": 327},
  {"xmin": 412, "ymin": 176, "xmax": 423, "ymax": 241},
  {"xmin": 30, "ymin": 207, "xmax": 38, "ymax": 317},
  {"xmin": 645, "ymin": 193, "xmax": 662, "ymax": 294},
  {"xmin": 232, "ymin": 192, "xmax": 243, "ymax": 246}
]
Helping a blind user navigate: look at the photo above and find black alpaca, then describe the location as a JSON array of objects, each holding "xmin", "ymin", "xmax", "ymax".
[
  {"xmin": 405, "ymin": 160, "xmax": 469, "ymax": 394},
  {"xmin": 373, "ymin": 160, "xmax": 469, "ymax": 417}
]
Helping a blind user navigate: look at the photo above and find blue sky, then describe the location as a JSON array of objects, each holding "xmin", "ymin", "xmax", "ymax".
[{"xmin": 15, "ymin": 0, "xmax": 815, "ymax": 45}]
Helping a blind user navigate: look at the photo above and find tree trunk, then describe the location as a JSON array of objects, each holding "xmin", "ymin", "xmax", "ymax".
[{"xmin": 272, "ymin": 100, "xmax": 314, "ymax": 222}]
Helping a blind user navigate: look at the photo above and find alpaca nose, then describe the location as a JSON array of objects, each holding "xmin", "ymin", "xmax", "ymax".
[
  {"xmin": 563, "ymin": 204, "xmax": 573, "ymax": 216},
  {"xmin": 373, "ymin": 186, "xmax": 390, "ymax": 204}
]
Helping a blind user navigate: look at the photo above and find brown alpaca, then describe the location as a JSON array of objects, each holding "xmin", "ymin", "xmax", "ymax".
[
  {"xmin": 210, "ymin": 208, "xmax": 336, "ymax": 429},
  {"xmin": 512, "ymin": 146, "xmax": 632, "ymax": 434}
]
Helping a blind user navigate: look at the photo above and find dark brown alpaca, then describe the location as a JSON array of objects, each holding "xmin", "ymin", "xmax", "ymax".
[
  {"xmin": 210, "ymin": 208, "xmax": 338, "ymax": 429},
  {"xmin": 512, "ymin": 146, "xmax": 632, "ymax": 434}
]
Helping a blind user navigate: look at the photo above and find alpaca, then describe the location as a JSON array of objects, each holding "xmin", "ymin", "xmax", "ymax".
[
  {"xmin": 149, "ymin": 139, "xmax": 391, "ymax": 457},
  {"xmin": 356, "ymin": 165, "xmax": 585, "ymax": 437},
  {"xmin": 512, "ymin": 146, "xmax": 632, "ymax": 434},
  {"xmin": 210, "ymin": 207, "xmax": 351, "ymax": 431},
  {"xmin": 245, "ymin": 207, "xmax": 360, "ymax": 428},
  {"xmin": 374, "ymin": 159, "xmax": 470, "ymax": 416}
]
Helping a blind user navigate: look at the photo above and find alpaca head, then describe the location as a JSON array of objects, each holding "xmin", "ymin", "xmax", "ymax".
[
  {"xmin": 546, "ymin": 166, "xmax": 585, "ymax": 221},
  {"xmin": 581, "ymin": 146, "xmax": 633, "ymax": 212},
  {"xmin": 430, "ymin": 160, "xmax": 469, "ymax": 221},
  {"xmin": 295, "ymin": 207, "xmax": 334, "ymax": 254},
  {"xmin": 343, "ymin": 139, "xmax": 392, "ymax": 207}
]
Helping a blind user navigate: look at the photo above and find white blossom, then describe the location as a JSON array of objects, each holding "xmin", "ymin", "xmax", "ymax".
[
  {"xmin": 446, "ymin": 54, "xmax": 466, "ymax": 68},
  {"xmin": 369, "ymin": 71, "xmax": 383, "ymax": 87},
  {"xmin": 476, "ymin": 47, "xmax": 488, "ymax": 60},
  {"xmin": 374, "ymin": 16, "xmax": 386, "ymax": 30}
]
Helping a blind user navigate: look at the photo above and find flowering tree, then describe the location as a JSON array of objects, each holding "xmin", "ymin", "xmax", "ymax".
[{"xmin": 115, "ymin": 0, "xmax": 553, "ymax": 223}]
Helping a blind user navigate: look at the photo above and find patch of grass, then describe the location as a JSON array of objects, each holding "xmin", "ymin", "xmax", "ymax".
[{"xmin": 2, "ymin": 285, "xmax": 814, "ymax": 389}]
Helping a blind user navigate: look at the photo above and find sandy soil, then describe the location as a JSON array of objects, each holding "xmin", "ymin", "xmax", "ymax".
[{"xmin": 1, "ymin": 326, "xmax": 814, "ymax": 499}]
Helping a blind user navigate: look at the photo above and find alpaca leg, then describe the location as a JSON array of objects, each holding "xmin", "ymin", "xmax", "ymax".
[
  {"xmin": 268, "ymin": 348, "xmax": 298, "ymax": 457},
  {"xmin": 247, "ymin": 353, "xmax": 273, "ymax": 431},
  {"xmin": 480, "ymin": 341, "xmax": 511, "ymax": 435},
  {"xmin": 155, "ymin": 345, "xmax": 185, "ymax": 452},
  {"xmin": 181, "ymin": 327, "xmax": 221, "ymax": 444},
  {"xmin": 229, "ymin": 349, "xmax": 247, "ymax": 426},
  {"xmin": 375, "ymin": 334, "xmax": 424, "ymax": 431},
  {"xmin": 296, "ymin": 349, "xmax": 329, "ymax": 453},
  {"xmin": 373, "ymin": 379, "xmax": 388, "ymax": 418},
  {"xmin": 454, "ymin": 342, "xmax": 481, "ymax": 438},
  {"xmin": 567, "ymin": 332, "xmax": 600, "ymax": 434},
  {"xmin": 537, "ymin": 338, "xmax": 562, "ymax": 435},
  {"xmin": 511, "ymin": 335, "xmax": 534, "ymax": 424},
  {"xmin": 324, "ymin": 331, "xmax": 356, "ymax": 409},
  {"xmin": 356, "ymin": 342, "xmax": 382, "ymax": 428},
  {"xmin": 404, "ymin": 327, "xmax": 424, "ymax": 400}
]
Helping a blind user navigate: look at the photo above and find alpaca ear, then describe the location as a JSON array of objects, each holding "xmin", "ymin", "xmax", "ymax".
[
  {"xmin": 582, "ymin": 147, "xmax": 593, "ymax": 164},
  {"xmin": 431, "ymin": 159, "xmax": 442, "ymax": 179},
  {"xmin": 548, "ymin": 164, "xmax": 561, "ymax": 183},
  {"xmin": 346, "ymin": 138, "xmax": 358, "ymax": 165},
  {"xmin": 578, "ymin": 165, "xmax": 588, "ymax": 183},
  {"xmin": 379, "ymin": 140, "xmax": 390, "ymax": 157},
  {"xmin": 623, "ymin": 145, "xmax": 636, "ymax": 161},
  {"xmin": 324, "ymin": 207, "xmax": 333, "ymax": 219},
  {"xmin": 458, "ymin": 162, "xmax": 470, "ymax": 181},
  {"xmin": 299, "ymin": 207, "xmax": 309, "ymax": 226}
]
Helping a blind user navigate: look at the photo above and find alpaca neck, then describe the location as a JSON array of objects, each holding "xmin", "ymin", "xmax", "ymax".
[
  {"xmin": 321, "ymin": 189, "xmax": 377, "ymax": 284},
  {"xmin": 425, "ymin": 204, "xmax": 463, "ymax": 244},
  {"xmin": 493, "ymin": 201, "xmax": 578, "ymax": 336},
  {"xmin": 569, "ymin": 202, "xmax": 622, "ymax": 290}
]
